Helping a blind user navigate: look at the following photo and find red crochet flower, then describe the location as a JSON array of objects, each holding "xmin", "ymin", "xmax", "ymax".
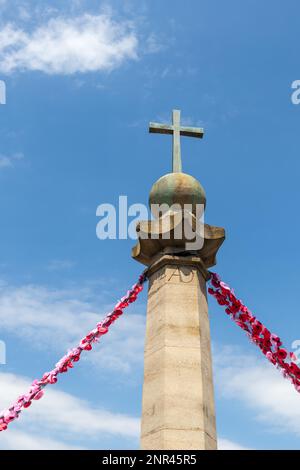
[
  {"xmin": 251, "ymin": 334, "xmax": 263, "ymax": 346},
  {"xmin": 220, "ymin": 281, "xmax": 231, "ymax": 293},
  {"xmin": 276, "ymin": 348, "xmax": 288, "ymax": 360},
  {"xmin": 262, "ymin": 338, "xmax": 272, "ymax": 350},
  {"xmin": 33, "ymin": 391, "xmax": 44, "ymax": 401},
  {"xmin": 97, "ymin": 325, "xmax": 109, "ymax": 335},
  {"xmin": 270, "ymin": 334, "xmax": 282, "ymax": 347},
  {"xmin": 230, "ymin": 300, "xmax": 242, "ymax": 314},
  {"xmin": 211, "ymin": 278, "xmax": 220, "ymax": 288},
  {"xmin": 216, "ymin": 294, "xmax": 228, "ymax": 306},
  {"xmin": 289, "ymin": 362, "xmax": 300, "ymax": 378},
  {"xmin": 266, "ymin": 351, "xmax": 276, "ymax": 364},
  {"xmin": 239, "ymin": 312, "xmax": 250, "ymax": 323},
  {"xmin": 102, "ymin": 317, "xmax": 113, "ymax": 327},
  {"xmin": 114, "ymin": 308, "xmax": 123, "ymax": 316},
  {"xmin": 251, "ymin": 321, "xmax": 263, "ymax": 335},
  {"xmin": 85, "ymin": 333, "xmax": 94, "ymax": 341},
  {"xmin": 262, "ymin": 327, "xmax": 271, "ymax": 340}
]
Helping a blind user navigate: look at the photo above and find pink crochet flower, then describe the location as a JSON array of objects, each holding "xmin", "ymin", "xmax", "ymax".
[
  {"xmin": 208, "ymin": 272, "xmax": 300, "ymax": 395},
  {"xmin": 0, "ymin": 272, "xmax": 147, "ymax": 433}
]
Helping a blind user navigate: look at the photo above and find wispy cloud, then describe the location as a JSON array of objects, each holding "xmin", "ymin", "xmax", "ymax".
[
  {"xmin": 47, "ymin": 259, "xmax": 76, "ymax": 271},
  {"xmin": 215, "ymin": 345, "xmax": 300, "ymax": 437},
  {"xmin": 0, "ymin": 429, "xmax": 84, "ymax": 450},
  {"xmin": 0, "ymin": 152, "xmax": 23, "ymax": 169},
  {"xmin": 218, "ymin": 438, "xmax": 251, "ymax": 450},
  {"xmin": 144, "ymin": 33, "xmax": 164, "ymax": 54},
  {"xmin": 0, "ymin": 13, "xmax": 138, "ymax": 75},
  {"xmin": 0, "ymin": 281, "xmax": 145, "ymax": 373},
  {"xmin": 0, "ymin": 372, "xmax": 139, "ymax": 449}
]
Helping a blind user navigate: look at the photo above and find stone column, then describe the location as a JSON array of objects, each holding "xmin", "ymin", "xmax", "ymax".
[
  {"xmin": 140, "ymin": 254, "xmax": 216, "ymax": 450},
  {"xmin": 132, "ymin": 169, "xmax": 225, "ymax": 450}
]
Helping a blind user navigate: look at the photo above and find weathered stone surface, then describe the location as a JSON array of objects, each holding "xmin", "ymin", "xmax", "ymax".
[
  {"xmin": 139, "ymin": 255, "xmax": 217, "ymax": 450},
  {"xmin": 132, "ymin": 210, "xmax": 225, "ymax": 269}
]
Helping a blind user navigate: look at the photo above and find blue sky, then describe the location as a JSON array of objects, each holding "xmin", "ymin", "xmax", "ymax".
[{"xmin": 0, "ymin": 0, "xmax": 300, "ymax": 450}]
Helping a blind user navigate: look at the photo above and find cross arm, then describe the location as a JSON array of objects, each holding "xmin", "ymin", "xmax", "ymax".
[
  {"xmin": 149, "ymin": 122, "xmax": 174, "ymax": 135},
  {"xmin": 180, "ymin": 126, "xmax": 204, "ymax": 138},
  {"xmin": 149, "ymin": 122, "xmax": 204, "ymax": 138}
]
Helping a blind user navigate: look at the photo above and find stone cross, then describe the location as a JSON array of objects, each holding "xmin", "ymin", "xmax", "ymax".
[
  {"xmin": 149, "ymin": 109, "xmax": 204, "ymax": 173},
  {"xmin": 132, "ymin": 109, "xmax": 225, "ymax": 450}
]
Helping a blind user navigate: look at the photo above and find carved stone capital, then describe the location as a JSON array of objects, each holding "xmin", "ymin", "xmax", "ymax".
[{"xmin": 132, "ymin": 210, "xmax": 225, "ymax": 270}]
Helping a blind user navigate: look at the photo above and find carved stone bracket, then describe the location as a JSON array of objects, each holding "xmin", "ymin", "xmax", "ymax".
[{"xmin": 132, "ymin": 210, "xmax": 225, "ymax": 271}]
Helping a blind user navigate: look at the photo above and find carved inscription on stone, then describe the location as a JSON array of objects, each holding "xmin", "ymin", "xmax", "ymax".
[
  {"xmin": 167, "ymin": 266, "xmax": 195, "ymax": 284},
  {"xmin": 149, "ymin": 265, "xmax": 197, "ymax": 298}
]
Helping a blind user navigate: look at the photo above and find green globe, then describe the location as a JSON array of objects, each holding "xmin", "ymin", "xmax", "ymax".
[{"xmin": 149, "ymin": 172, "xmax": 206, "ymax": 218}]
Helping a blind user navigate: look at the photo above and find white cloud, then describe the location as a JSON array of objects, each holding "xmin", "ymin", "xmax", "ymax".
[
  {"xmin": 0, "ymin": 152, "xmax": 23, "ymax": 169},
  {"xmin": 218, "ymin": 438, "xmax": 251, "ymax": 450},
  {"xmin": 47, "ymin": 259, "xmax": 76, "ymax": 271},
  {"xmin": 0, "ymin": 429, "xmax": 84, "ymax": 450},
  {"xmin": 215, "ymin": 346, "xmax": 300, "ymax": 437},
  {"xmin": 0, "ymin": 372, "xmax": 140, "ymax": 449},
  {"xmin": 145, "ymin": 33, "xmax": 163, "ymax": 53},
  {"xmin": 0, "ymin": 281, "xmax": 145, "ymax": 373},
  {"xmin": 0, "ymin": 13, "xmax": 138, "ymax": 74}
]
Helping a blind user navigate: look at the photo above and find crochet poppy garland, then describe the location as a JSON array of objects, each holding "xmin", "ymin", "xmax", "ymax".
[
  {"xmin": 208, "ymin": 272, "xmax": 300, "ymax": 393},
  {"xmin": 1, "ymin": 270, "xmax": 299, "ymax": 433},
  {"xmin": 0, "ymin": 272, "xmax": 147, "ymax": 432}
]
